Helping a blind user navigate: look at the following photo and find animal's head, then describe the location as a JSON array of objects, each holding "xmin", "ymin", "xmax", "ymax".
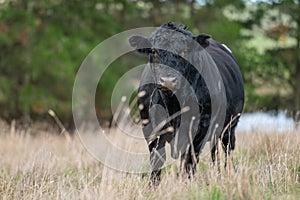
[{"xmin": 129, "ymin": 22, "xmax": 210, "ymax": 93}]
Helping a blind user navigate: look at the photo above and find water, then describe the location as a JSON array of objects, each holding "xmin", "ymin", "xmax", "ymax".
[{"xmin": 236, "ymin": 111, "xmax": 297, "ymax": 133}]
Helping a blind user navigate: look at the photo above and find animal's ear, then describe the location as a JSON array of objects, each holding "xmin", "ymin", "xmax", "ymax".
[
  {"xmin": 128, "ymin": 35, "xmax": 152, "ymax": 54},
  {"xmin": 194, "ymin": 33, "xmax": 211, "ymax": 47}
]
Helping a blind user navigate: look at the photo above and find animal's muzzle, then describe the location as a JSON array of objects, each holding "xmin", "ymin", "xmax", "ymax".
[{"xmin": 158, "ymin": 77, "xmax": 177, "ymax": 90}]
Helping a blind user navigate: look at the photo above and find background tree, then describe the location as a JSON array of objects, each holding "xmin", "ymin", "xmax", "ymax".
[
  {"xmin": 0, "ymin": 0, "xmax": 299, "ymax": 127},
  {"xmin": 231, "ymin": 0, "xmax": 300, "ymax": 114}
]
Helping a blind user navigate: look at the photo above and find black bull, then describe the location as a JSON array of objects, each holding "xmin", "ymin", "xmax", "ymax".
[{"xmin": 129, "ymin": 23, "xmax": 244, "ymax": 184}]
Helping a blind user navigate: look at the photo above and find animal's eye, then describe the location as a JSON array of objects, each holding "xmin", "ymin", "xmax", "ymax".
[
  {"xmin": 151, "ymin": 49, "xmax": 160, "ymax": 62},
  {"xmin": 179, "ymin": 50, "xmax": 186, "ymax": 58}
]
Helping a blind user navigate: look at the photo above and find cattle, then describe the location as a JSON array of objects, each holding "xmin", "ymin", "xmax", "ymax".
[{"xmin": 128, "ymin": 22, "xmax": 244, "ymax": 185}]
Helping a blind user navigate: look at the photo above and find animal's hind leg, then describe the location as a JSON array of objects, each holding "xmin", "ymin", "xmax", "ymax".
[
  {"xmin": 221, "ymin": 129, "xmax": 236, "ymax": 170},
  {"xmin": 211, "ymin": 139, "xmax": 221, "ymax": 173}
]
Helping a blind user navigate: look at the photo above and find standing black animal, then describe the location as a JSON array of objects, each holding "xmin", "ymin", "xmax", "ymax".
[{"xmin": 129, "ymin": 22, "xmax": 244, "ymax": 185}]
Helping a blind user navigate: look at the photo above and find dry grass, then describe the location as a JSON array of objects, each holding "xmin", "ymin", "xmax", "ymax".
[{"xmin": 0, "ymin": 123, "xmax": 299, "ymax": 200}]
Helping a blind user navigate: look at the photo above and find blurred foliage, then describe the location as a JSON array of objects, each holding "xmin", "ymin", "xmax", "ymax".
[{"xmin": 0, "ymin": 0, "xmax": 299, "ymax": 126}]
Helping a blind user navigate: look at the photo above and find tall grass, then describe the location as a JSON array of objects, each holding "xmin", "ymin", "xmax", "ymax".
[{"xmin": 0, "ymin": 122, "xmax": 299, "ymax": 199}]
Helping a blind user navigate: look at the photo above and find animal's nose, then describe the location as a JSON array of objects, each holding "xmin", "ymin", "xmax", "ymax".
[{"xmin": 159, "ymin": 77, "xmax": 177, "ymax": 90}]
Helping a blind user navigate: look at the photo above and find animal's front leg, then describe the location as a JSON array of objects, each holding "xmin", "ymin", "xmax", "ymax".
[{"xmin": 148, "ymin": 137, "xmax": 166, "ymax": 186}]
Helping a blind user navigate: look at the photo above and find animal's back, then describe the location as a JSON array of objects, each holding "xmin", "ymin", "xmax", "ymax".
[{"xmin": 206, "ymin": 39, "xmax": 244, "ymax": 118}]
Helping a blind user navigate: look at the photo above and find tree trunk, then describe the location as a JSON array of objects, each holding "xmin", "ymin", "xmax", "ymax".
[
  {"xmin": 190, "ymin": 0, "xmax": 195, "ymax": 24},
  {"xmin": 294, "ymin": 0, "xmax": 300, "ymax": 129},
  {"xmin": 295, "ymin": 1, "xmax": 300, "ymax": 111}
]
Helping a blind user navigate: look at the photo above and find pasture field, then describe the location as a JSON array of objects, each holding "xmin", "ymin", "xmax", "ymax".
[{"xmin": 0, "ymin": 123, "xmax": 299, "ymax": 200}]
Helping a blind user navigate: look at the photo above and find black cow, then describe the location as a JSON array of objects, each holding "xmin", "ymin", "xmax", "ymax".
[{"xmin": 129, "ymin": 22, "xmax": 244, "ymax": 185}]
